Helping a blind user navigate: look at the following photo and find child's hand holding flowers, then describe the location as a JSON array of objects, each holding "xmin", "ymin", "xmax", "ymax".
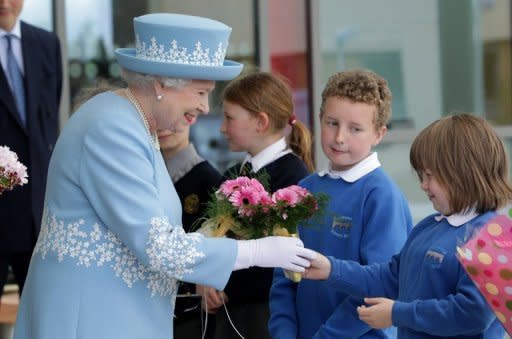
[
  {"xmin": 198, "ymin": 176, "xmax": 327, "ymax": 239},
  {"xmin": 197, "ymin": 175, "xmax": 328, "ymax": 281}
]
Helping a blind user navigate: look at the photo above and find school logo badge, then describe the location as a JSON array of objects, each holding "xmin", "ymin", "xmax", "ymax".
[
  {"xmin": 184, "ymin": 194, "xmax": 200, "ymax": 214},
  {"xmin": 331, "ymin": 215, "xmax": 352, "ymax": 239},
  {"xmin": 426, "ymin": 248, "xmax": 445, "ymax": 267}
]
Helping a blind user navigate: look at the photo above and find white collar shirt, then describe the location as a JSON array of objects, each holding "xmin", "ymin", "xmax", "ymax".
[
  {"xmin": 318, "ymin": 152, "xmax": 381, "ymax": 183},
  {"xmin": 0, "ymin": 20, "xmax": 24, "ymax": 76},
  {"xmin": 434, "ymin": 209, "xmax": 479, "ymax": 227},
  {"xmin": 241, "ymin": 137, "xmax": 292, "ymax": 173}
]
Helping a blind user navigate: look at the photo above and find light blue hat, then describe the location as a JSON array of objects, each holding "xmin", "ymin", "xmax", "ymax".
[{"xmin": 115, "ymin": 13, "xmax": 243, "ymax": 81}]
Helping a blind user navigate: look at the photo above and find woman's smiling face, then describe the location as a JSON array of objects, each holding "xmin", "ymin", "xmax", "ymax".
[{"xmin": 152, "ymin": 80, "xmax": 215, "ymax": 133}]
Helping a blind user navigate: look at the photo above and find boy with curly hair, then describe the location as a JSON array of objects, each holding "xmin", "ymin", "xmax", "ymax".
[{"xmin": 269, "ymin": 69, "xmax": 413, "ymax": 338}]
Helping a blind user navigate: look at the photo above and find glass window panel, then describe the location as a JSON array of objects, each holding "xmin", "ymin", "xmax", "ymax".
[
  {"xmin": 268, "ymin": 0, "xmax": 313, "ymax": 130},
  {"xmin": 316, "ymin": 0, "xmax": 512, "ymax": 221},
  {"xmin": 20, "ymin": 0, "xmax": 53, "ymax": 31},
  {"xmin": 482, "ymin": 0, "xmax": 512, "ymax": 124}
]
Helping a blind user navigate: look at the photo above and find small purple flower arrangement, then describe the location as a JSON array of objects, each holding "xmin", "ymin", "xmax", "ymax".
[{"xmin": 0, "ymin": 146, "xmax": 28, "ymax": 195}]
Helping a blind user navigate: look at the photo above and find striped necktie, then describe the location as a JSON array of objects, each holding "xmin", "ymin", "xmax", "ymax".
[
  {"xmin": 240, "ymin": 161, "xmax": 253, "ymax": 176},
  {"xmin": 5, "ymin": 34, "xmax": 26, "ymax": 126}
]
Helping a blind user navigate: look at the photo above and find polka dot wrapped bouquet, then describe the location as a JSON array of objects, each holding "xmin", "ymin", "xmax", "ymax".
[{"xmin": 457, "ymin": 206, "xmax": 512, "ymax": 335}]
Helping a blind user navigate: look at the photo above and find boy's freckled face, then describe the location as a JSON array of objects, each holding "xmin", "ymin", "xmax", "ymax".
[{"xmin": 320, "ymin": 97, "xmax": 385, "ymax": 171}]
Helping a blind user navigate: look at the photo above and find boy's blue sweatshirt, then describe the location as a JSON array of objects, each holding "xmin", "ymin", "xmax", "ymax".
[
  {"xmin": 326, "ymin": 212, "xmax": 505, "ymax": 338},
  {"xmin": 269, "ymin": 168, "xmax": 413, "ymax": 338}
]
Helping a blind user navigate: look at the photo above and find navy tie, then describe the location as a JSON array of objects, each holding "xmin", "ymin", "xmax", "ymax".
[{"xmin": 5, "ymin": 34, "xmax": 26, "ymax": 126}]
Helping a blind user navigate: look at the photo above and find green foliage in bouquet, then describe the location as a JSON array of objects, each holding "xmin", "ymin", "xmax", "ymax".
[{"xmin": 196, "ymin": 172, "xmax": 328, "ymax": 240}]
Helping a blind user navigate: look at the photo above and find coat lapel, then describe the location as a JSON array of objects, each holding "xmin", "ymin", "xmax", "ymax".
[
  {"xmin": 21, "ymin": 21, "xmax": 44, "ymax": 134},
  {"xmin": 0, "ymin": 50, "xmax": 25, "ymax": 130}
]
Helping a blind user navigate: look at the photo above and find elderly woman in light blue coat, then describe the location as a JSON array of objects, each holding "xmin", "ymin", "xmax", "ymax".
[{"xmin": 13, "ymin": 13, "xmax": 316, "ymax": 339}]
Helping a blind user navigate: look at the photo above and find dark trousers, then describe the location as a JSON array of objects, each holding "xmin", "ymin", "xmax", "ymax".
[
  {"xmin": 174, "ymin": 311, "xmax": 216, "ymax": 339},
  {"xmin": 173, "ymin": 294, "xmax": 216, "ymax": 339},
  {"xmin": 214, "ymin": 302, "xmax": 270, "ymax": 339},
  {"xmin": 0, "ymin": 251, "xmax": 32, "ymax": 296}
]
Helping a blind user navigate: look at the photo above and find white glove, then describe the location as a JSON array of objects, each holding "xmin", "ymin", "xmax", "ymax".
[{"xmin": 234, "ymin": 236, "xmax": 317, "ymax": 272}]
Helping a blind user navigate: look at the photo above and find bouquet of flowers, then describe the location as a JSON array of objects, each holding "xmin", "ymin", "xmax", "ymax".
[
  {"xmin": 197, "ymin": 175, "xmax": 328, "ymax": 281},
  {"xmin": 456, "ymin": 205, "xmax": 512, "ymax": 335},
  {"xmin": 0, "ymin": 146, "xmax": 28, "ymax": 195}
]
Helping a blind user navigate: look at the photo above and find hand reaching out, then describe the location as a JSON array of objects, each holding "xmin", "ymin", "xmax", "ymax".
[
  {"xmin": 235, "ymin": 236, "xmax": 317, "ymax": 271},
  {"xmin": 357, "ymin": 297, "xmax": 394, "ymax": 329},
  {"xmin": 302, "ymin": 252, "xmax": 331, "ymax": 280},
  {"xmin": 196, "ymin": 285, "xmax": 228, "ymax": 314}
]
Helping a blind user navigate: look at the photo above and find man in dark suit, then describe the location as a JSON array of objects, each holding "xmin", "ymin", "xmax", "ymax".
[{"xmin": 0, "ymin": 0, "xmax": 62, "ymax": 296}]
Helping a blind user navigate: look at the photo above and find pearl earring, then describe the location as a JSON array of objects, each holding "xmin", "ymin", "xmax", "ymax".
[{"xmin": 156, "ymin": 95, "xmax": 163, "ymax": 101}]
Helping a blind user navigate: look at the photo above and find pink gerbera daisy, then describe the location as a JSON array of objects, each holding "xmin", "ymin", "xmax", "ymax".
[
  {"xmin": 248, "ymin": 178, "xmax": 266, "ymax": 193},
  {"xmin": 272, "ymin": 187, "xmax": 300, "ymax": 206},
  {"xmin": 229, "ymin": 186, "xmax": 261, "ymax": 208},
  {"xmin": 218, "ymin": 176, "xmax": 253, "ymax": 197}
]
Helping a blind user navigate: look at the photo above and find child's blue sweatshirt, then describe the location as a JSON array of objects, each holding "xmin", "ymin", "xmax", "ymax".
[
  {"xmin": 326, "ymin": 212, "xmax": 505, "ymax": 338},
  {"xmin": 269, "ymin": 162, "xmax": 413, "ymax": 338}
]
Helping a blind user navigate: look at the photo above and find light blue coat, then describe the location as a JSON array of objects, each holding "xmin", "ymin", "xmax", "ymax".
[{"xmin": 14, "ymin": 92, "xmax": 237, "ymax": 339}]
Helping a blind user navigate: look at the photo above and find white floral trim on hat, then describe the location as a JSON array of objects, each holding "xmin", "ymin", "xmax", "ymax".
[{"xmin": 135, "ymin": 35, "xmax": 227, "ymax": 67}]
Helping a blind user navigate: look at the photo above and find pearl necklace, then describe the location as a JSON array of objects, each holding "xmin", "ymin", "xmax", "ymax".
[{"xmin": 124, "ymin": 88, "xmax": 160, "ymax": 150}]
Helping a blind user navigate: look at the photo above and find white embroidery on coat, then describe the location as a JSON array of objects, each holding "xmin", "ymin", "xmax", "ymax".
[
  {"xmin": 34, "ymin": 209, "xmax": 206, "ymax": 297},
  {"xmin": 135, "ymin": 35, "xmax": 226, "ymax": 66}
]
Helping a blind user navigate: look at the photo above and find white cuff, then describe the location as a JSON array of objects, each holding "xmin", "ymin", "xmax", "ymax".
[{"xmin": 233, "ymin": 240, "xmax": 254, "ymax": 270}]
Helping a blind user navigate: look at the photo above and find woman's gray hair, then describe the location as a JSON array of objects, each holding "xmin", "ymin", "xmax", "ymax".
[{"xmin": 121, "ymin": 68, "xmax": 191, "ymax": 90}]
